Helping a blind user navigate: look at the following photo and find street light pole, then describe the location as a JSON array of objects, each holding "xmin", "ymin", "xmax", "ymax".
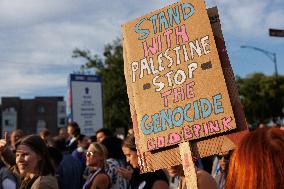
[
  {"xmin": 241, "ymin": 45, "xmax": 280, "ymax": 122},
  {"xmin": 240, "ymin": 45, "xmax": 278, "ymax": 79}
]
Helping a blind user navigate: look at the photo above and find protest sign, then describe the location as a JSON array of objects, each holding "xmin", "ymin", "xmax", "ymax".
[{"xmin": 123, "ymin": 1, "xmax": 248, "ymax": 173}]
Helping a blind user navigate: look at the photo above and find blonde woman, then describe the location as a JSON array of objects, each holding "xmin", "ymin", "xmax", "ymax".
[{"xmin": 82, "ymin": 142, "xmax": 110, "ymax": 189}]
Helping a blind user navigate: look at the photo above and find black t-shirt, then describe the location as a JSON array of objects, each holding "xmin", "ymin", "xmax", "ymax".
[{"xmin": 129, "ymin": 168, "xmax": 168, "ymax": 189}]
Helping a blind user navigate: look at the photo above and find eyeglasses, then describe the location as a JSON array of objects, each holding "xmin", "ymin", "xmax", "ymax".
[
  {"xmin": 86, "ymin": 151, "xmax": 101, "ymax": 158},
  {"xmin": 86, "ymin": 151, "xmax": 95, "ymax": 157}
]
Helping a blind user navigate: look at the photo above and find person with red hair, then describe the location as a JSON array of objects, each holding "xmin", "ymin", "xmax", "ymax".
[{"xmin": 225, "ymin": 128, "xmax": 284, "ymax": 189}]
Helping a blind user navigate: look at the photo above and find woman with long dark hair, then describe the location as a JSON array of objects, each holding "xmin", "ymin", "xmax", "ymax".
[
  {"xmin": 117, "ymin": 134, "xmax": 169, "ymax": 189},
  {"xmin": 16, "ymin": 135, "xmax": 58, "ymax": 189},
  {"xmin": 0, "ymin": 134, "xmax": 58, "ymax": 189}
]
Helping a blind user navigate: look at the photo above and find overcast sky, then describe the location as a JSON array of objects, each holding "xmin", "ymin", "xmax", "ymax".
[{"xmin": 0, "ymin": 0, "xmax": 283, "ymax": 99}]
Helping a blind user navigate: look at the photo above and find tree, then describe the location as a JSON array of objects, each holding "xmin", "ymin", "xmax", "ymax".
[
  {"xmin": 72, "ymin": 39, "xmax": 131, "ymax": 133},
  {"xmin": 236, "ymin": 73, "xmax": 284, "ymax": 126}
]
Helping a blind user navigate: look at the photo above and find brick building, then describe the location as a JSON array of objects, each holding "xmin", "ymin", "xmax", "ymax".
[{"xmin": 1, "ymin": 96, "xmax": 66, "ymax": 137}]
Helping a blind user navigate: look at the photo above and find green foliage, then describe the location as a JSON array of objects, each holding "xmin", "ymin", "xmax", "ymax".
[
  {"xmin": 72, "ymin": 39, "xmax": 131, "ymax": 132},
  {"xmin": 236, "ymin": 73, "xmax": 284, "ymax": 126}
]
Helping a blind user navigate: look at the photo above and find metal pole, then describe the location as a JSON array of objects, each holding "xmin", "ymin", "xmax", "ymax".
[
  {"xmin": 273, "ymin": 52, "xmax": 278, "ymax": 79},
  {"xmin": 240, "ymin": 45, "xmax": 278, "ymax": 79},
  {"xmin": 241, "ymin": 45, "xmax": 280, "ymax": 121}
]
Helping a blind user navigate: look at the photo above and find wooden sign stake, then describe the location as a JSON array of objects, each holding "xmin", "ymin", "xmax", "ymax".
[{"xmin": 179, "ymin": 142, "xmax": 198, "ymax": 189}]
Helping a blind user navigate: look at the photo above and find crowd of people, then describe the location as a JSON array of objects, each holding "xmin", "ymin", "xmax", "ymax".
[{"xmin": 0, "ymin": 122, "xmax": 283, "ymax": 189}]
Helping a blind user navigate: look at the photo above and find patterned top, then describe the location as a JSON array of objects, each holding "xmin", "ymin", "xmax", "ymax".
[{"xmin": 105, "ymin": 158, "xmax": 129, "ymax": 189}]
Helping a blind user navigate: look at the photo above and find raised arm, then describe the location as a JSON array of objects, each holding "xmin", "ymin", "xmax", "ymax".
[{"xmin": 0, "ymin": 132, "xmax": 16, "ymax": 167}]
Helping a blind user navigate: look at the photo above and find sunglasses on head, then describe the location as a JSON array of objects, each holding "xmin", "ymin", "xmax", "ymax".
[{"xmin": 86, "ymin": 151, "xmax": 97, "ymax": 157}]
